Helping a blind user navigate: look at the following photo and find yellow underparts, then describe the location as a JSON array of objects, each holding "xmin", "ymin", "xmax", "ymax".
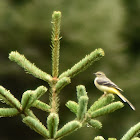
[
  {"xmin": 95, "ymin": 83, "xmax": 120, "ymax": 95},
  {"xmin": 104, "ymin": 87, "xmax": 120, "ymax": 95}
]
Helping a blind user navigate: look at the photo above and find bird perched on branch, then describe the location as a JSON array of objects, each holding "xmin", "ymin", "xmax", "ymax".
[{"xmin": 94, "ymin": 71, "xmax": 135, "ymax": 110}]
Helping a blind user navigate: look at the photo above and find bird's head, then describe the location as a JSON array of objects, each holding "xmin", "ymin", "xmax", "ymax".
[{"xmin": 94, "ymin": 71, "xmax": 106, "ymax": 77}]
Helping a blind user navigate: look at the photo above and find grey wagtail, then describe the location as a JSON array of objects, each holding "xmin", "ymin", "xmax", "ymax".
[{"xmin": 94, "ymin": 71, "xmax": 135, "ymax": 110}]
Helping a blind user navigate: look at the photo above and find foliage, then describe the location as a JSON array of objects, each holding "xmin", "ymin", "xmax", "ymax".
[
  {"xmin": 0, "ymin": 0, "xmax": 140, "ymax": 139},
  {"xmin": 0, "ymin": 11, "xmax": 139, "ymax": 140}
]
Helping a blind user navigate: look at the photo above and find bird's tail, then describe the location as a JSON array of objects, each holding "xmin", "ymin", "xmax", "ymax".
[{"xmin": 117, "ymin": 92, "xmax": 135, "ymax": 110}]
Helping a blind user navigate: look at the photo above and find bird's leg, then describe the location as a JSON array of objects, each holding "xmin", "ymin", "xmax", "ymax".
[
  {"xmin": 104, "ymin": 91, "xmax": 107, "ymax": 96},
  {"xmin": 100, "ymin": 91, "xmax": 107, "ymax": 99}
]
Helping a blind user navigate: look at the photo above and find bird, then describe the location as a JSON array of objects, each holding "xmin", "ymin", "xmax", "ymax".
[{"xmin": 94, "ymin": 71, "xmax": 135, "ymax": 110}]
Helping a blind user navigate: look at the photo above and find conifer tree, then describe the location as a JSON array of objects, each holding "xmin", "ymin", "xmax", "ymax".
[{"xmin": 0, "ymin": 11, "xmax": 139, "ymax": 140}]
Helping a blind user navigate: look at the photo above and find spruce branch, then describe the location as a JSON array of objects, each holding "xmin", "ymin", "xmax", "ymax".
[
  {"xmin": 0, "ymin": 94, "xmax": 13, "ymax": 107},
  {"xmin": 0, "ymin": 86, "xmax": 21, "ymax": 111},
  {"xmin": 66, "ymin": 86, "xmax": 123, "ymax": 132},
  {"xmin": 55, "ymin": 77, "xmax": 71, "ymax": 93},
  {"xmin": 77, "ymin": 96, "xmax": 88, "ymax": 121},
  {"xmin": 32, "ymin": 100, "xmax": 51, "ymax": 112},
  {"xmin": 90, "ymin": 101, "xmax": 124, "ymax": 118},
  {"xmin": 51, "ymin": 11, "xmax": 61, "ymax": 78},
  {"xmin": 47, "ymin": 113, "xmax": 59, "ymax": 138},
  {"xmin": 76, "ymin": 85, "xmax": 87, "ymax": 100},
  {"xmin": 94, "ymin": 136, "xmax": 105, "ymax": 140},
  {"xmin": 76, "ymin": 85, "xmax": 89, "ymax": 121},
  {"xmin": 9, "ymin": 51, "xmax": 52, "ymax": 84},
  {"xmin": 121, "ymin": 122, "xmax": 140, "ymax": 140},
  {"xmin": 59, "ymin": 48, "xmax": 104, "ymax": 79},
  {"xmin": 23, "ymin": 109, "xmax": 40, "ymax": 120},
  {"xmin": 132, "ymin": 137, "xmax": 140, "ymax": 140},
  {"xmin": 88, "ymin": 94, "xmax": 115, "ymax": 113},
  {"xmin": 23, "ymin": 116, "xmax": 49, "ymax": 138},
  {"xmin": 0, "ymin": 108, "xmax": 19, "ymax": 117},
  {"xmin": 21, "ymin": 86, "xmax": 47, "ymax": 110},
  {"xmin": 0, "ymin": 85, "xmax": 40, "ymax": 120},
  {"xmin": 94, "ymin": 137, "xmax": 117, "ymax": 140},
  {"xmin": 50, "ymin": 11, "xmax": 62, "ymax": 114},
  {"xmin": 88, "ymin": 119, "xmax": 102, "ymax": 129},
  {"xmin": 55, "ymin": 120, "xmax": 82, "ymax": 139},
  {"xmin": 66, "ymin": 101, "xmax": 78, "ymax": 115}
]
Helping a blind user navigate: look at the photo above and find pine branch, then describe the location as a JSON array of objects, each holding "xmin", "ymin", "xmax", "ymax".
[
  {"xmin": 55, "ymin": 77, "xmax": 71, "ymax": 93},
  {"xmin": 0, "ymin": 108, "xmax": 19, "ymax": 117},
  {"xmin": 51, "ymin": 11, "xmax": 61, "ymax": 78},
  {"xmin": 55, "ymin": 121, "xmax": 82, "ymax": 139},
  {"xmin": 121, "ymin": 122, "xmax": 140, "ymax": 140},
  {"xmin": 0, "ymin": 86, "xmax": 21, "ymax": 111},
  {"xmin": 0, "ymin": 86, "xmax": 41, "ymax": 119},
  {"xmin": 47, "ymin": 113, "xmax": 59, "ymax": 138},
  {"xmin": 76, "ymin": 85, "xmax": 89, "ymax": 121},
  {"xmin": 66, "ymin": 101, "xmax": 78, "ymax": 115},
  {"xmin": 50, "ymin": 11, "xmax": 62, "ymax": 114},
  {"xmin": 132, "ymin": 137, "xmax": 140, "ymax": 140},
  {"xmin": 59, "ymin": 48, "xmax": 104, "ymax": 79},
  {"xmin": 21, "ymin": 86, "xmax": 47, "ymax": 110},
  {"xmin": 9, "ymin": 51, "xmax": 52, "ymax": 84},
  {"xmin": 94, "ymin": 136, "xmax": 117, "ymax": 140},
  {"xmin": 88, "ymin": 94, "xmax": 115, "ymax": 113},
  {"xmin": 76, "ymin": 85, "xmax": 87, "ymax": 100},
  {"xmin": 90, "ymin": 101, "xmax": 124, "ymax": 118},
  {"xmin": 66, "ymin": 85, "xmax": 124, "ymax": 133},
  {"xmin": 88, "ymin": 119, "xmax": 102, "ymax": 129},
  {"xmin": 32, "ymin": 100, "xmax": 51, "ymax": 112},
  {"xmin": 94, "ymin": 136, "xmax": 105, "ymax": 140},
  {"xmin": 23, "ymin": 116, "xmax": 49, "ymax": 138},
  {"xmin": 23, "ymin": 109, "xmax": 39, "ymax": 120},
  {"xmin": 77, "ymin": 96, "xmax": 88, "ymax": 121}
]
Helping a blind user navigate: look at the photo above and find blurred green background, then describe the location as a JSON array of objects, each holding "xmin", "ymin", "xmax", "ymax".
[{"xmin": 0, "ymin": 0, "xmax": 139, "ymax": 139}]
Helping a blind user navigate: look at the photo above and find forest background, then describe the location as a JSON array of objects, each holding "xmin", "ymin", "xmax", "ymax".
[{"xmin": 0, "ymin": 0, "xmax": 139, "ymax": 140}]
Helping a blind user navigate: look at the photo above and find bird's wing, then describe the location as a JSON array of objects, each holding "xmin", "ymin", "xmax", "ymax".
[{"xmin": 96, "ymin": 78, "xmax": 123, "ymax": 92}]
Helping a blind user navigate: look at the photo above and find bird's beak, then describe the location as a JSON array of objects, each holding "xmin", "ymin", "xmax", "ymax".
[{"xmin": 93, "ymin": 73, "xmax": 96, "ymax": 75}]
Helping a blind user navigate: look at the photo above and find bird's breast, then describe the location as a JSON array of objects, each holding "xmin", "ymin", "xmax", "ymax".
[{"xmin": 94, "ymin": 78, "xmax": 119, "ymax": 94}]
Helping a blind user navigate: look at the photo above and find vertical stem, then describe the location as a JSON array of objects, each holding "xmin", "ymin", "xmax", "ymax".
[
  {"xmin": 50, "ymin": 82, "xmax": 59, "ymax": 113},
  {"xmin": 50, "ymin": 11, "xmax": 61, "ymax": 113},
  {"xmin": 51, "ymin": 11, "xmax": 61, "ymax": 78}
]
